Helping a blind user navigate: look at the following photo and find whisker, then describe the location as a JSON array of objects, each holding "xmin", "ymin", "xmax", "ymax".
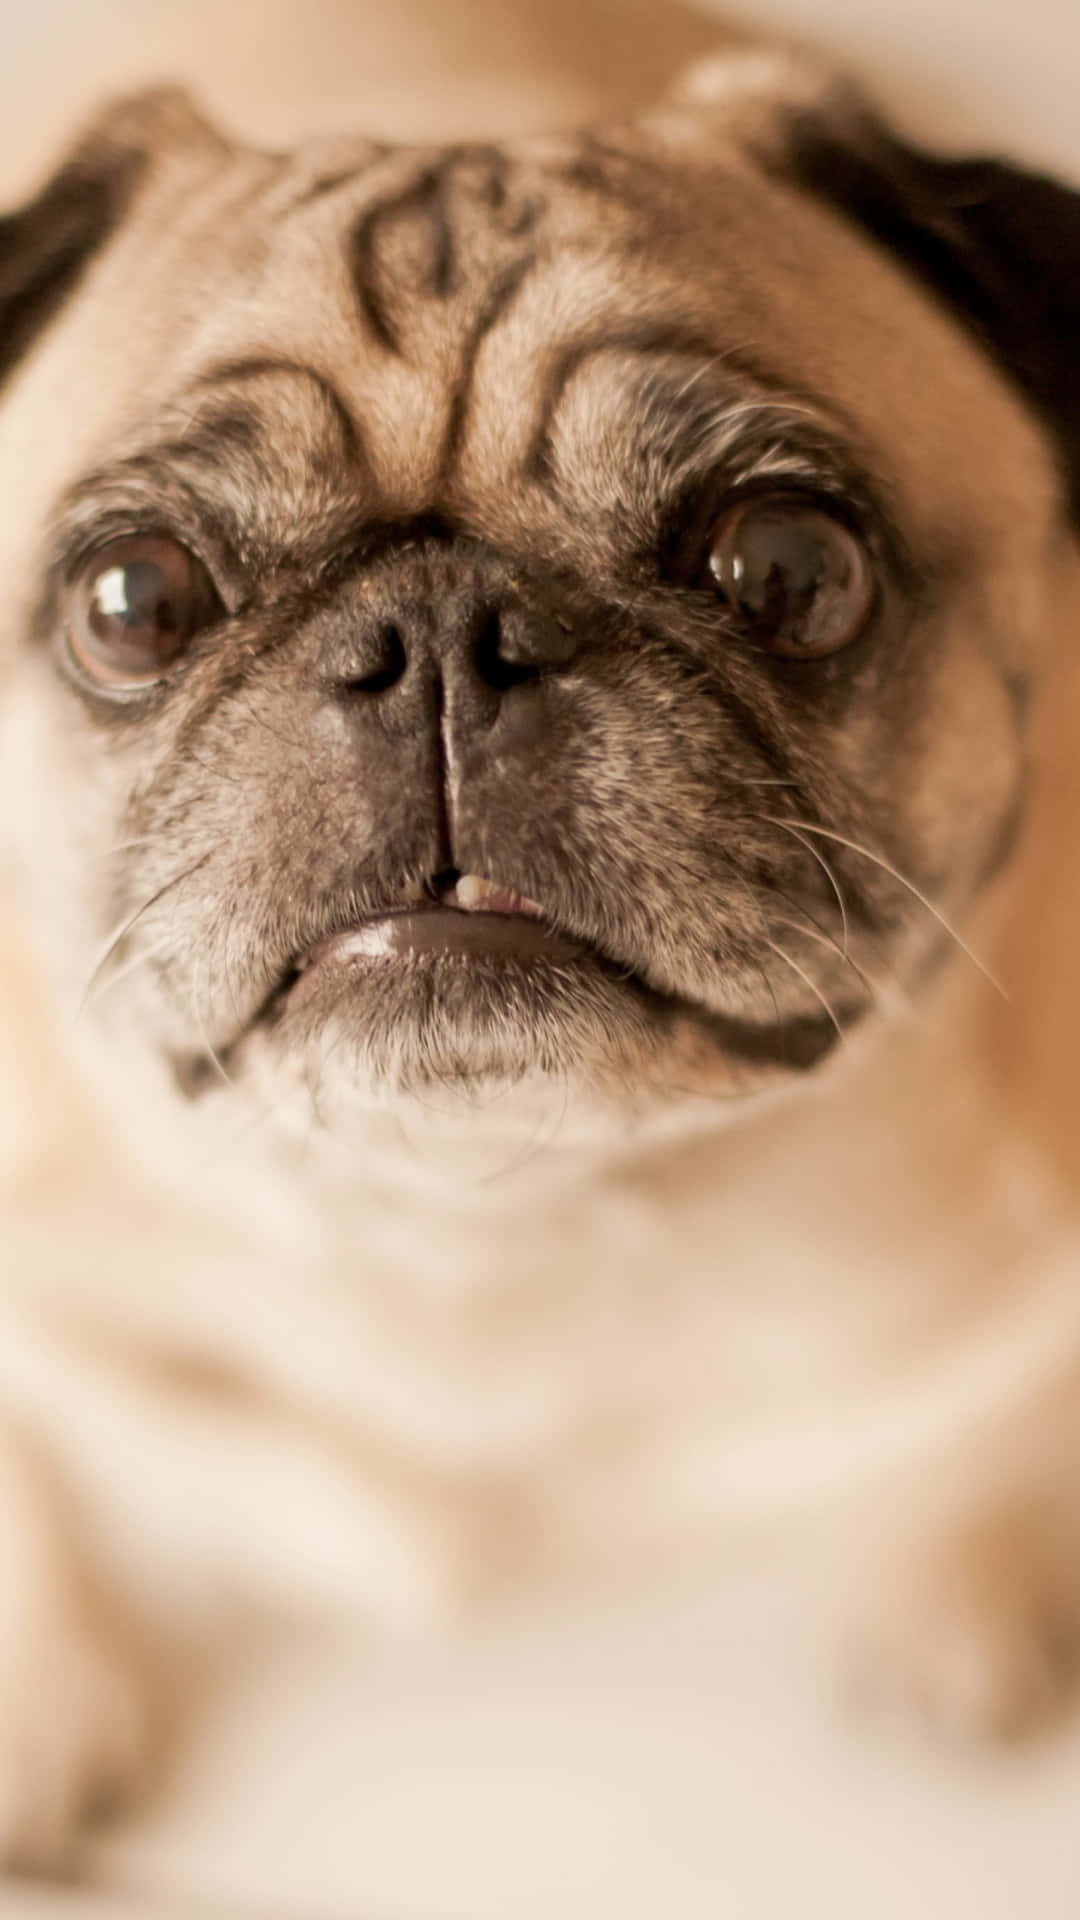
[
  {"xmin": 205, "ymin": 891, "xmax": 249, "ymax": 1045},
  {"xmin": 478, "ymin": 1075, "xmax": 572, "ymax": 1185},
  {"xmin": 190, "ymin": 954, "xmax": 238, "ymax": 1092},
  {"xmin": 768, "ymin": 818, "xmax": 850, "ymax": 957},
  {"xmin": 79, "ymin": 855, "xmax": 211, "ymax": 1012},
  {"xmin": 762, "ymin": 937, "xmax": 846, "ymax": 1040},
  {"xmin": 722, "ymin": 776, "xmax": 799, "ymax": 789},
  {"xmin": 184, "ymin": 1069, "xmax": 296, "ymax": 1177},
  {"xmin": 761, "ymin": 816, "xmax": 1007, "ymax": 1000},
  {"xmin": 766, "ymin": 911, "xmax": 884, "ymax": 1012},
  {"xmin": 234, "ymin": 694, "xmax": 313, "ymax": 758},
  {"xmin": 81, "ymin": 933, "xmax": 175, "ymax": 1010},
  {"xmin": 750, "ymin": 951, "xmax": 784, "ymax": 1031},
  {"xmin": 186, "ymin": 746, "xmax": 246, "ymax": 791},
  {"xmin": 767, "ymin": 869, "xmax": 913, "ymax": 1008},
  {"xmin": 105, "ymin": 836, "xmax": 162, "ymax": 859}
]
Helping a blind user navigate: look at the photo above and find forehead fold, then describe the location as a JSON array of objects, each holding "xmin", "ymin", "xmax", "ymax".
[{"xmin": 61, "ymin": 118, "xmax": 1068, "ymax": 575}]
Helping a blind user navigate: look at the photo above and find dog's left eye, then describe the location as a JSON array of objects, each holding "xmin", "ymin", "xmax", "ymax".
[
  {"xmin": 707, "ymin": 497, "xmax": 874, "ymax": 659},
  {"xmin": 65, "ymin": 535, "xmax": 223, "ymax": 689}
]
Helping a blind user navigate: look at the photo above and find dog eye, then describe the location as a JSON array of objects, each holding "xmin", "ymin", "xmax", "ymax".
[
  {"xmin": 65, "ymin": 536, "xmax": 222, "ymax": 688},
  {"xmin": 707, "ymin": 497, "xmax": 874, "ymax": 659}
]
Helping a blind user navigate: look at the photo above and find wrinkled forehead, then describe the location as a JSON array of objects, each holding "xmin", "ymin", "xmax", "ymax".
[
  {"xmin": 9, "ymin": 116, "xmax": 1058, "ymax": 603},
  {"xmin": 146, "ymin": 127, "xmax": 1057, "ymax": 553},
  {"xmin": 161, "ymin": 136, "xmax": 742, "ymax": 522}
]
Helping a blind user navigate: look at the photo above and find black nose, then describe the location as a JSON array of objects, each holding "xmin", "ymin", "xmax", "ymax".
[
  {"xmin": 347, "ymin": 598, "xmax": 578, "ymax": 700},
  {"xmin": 321, "ymin": 544, "xmax": 581, "ymax": 727}
]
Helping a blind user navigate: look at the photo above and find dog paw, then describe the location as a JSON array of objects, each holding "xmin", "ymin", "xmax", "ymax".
[
  {"xmin": 848, "ymin": 1501, "xmax": 1080, "ymax": 1743},
  {"xmin": 0, "ymin": 1582, "xmax": 150, "ymax": 1874}
]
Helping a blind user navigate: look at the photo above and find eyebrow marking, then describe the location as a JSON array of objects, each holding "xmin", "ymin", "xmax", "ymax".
[
  {"xmin": 524, "ymin": 327, "xmax": 746, "ymax": 483},
  {"xmin": 165, "ymin": 403, "xmax": 264, "ymax": 466},
  {"xmin": 189, "ymin": 356, "xmax": 367, "ymax": 471}
]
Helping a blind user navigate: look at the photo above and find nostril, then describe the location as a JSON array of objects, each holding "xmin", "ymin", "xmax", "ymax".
[
  {"xmin": 474, "ymin": 602, "xmax": 580, "ymax": 691},
  {"xmin": 347, "ymin": 623, "xmax": 408, "ymax": 695},
  {"xmin": 473, "ymin": 607, "xmax": 539, "ymax": 693}
]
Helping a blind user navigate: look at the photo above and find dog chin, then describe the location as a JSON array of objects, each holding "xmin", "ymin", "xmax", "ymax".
[
  {"xmin": 210, "ymin": 949, "xmax": 675, "ymax": 1104},
  {"xmin": 166, "ymin": 960, "xmax": 839, "ymax": 1197}
]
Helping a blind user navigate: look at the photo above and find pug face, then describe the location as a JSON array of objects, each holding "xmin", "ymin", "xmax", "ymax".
[{"xmin": 0, "ymin": 62, "xmax": 1077, "ymax": 1136}]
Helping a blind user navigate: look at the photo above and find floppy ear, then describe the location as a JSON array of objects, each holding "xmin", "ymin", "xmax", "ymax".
[
  {"xmin": 0, "ymin": 89, "xmax": 222, "ymax": 394},
  {"xmin": 776, "ymin": 92, "xmax": 1080, "ymax": 524}
]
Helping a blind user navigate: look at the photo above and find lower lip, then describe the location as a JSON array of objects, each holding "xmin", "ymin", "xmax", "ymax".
[{"xmin": 298, "ymin": 908, "xmax": 589, "ymax": 972}]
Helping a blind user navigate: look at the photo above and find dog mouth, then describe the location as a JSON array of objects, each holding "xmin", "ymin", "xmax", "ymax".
[
  {"xmin": 174, "ymin": 867, "xmax": 632, "ymax": 1097},
  {"xmin": 190, "ymin": 866, "xmax": 857, "ymax": 1095},
  {"xmin": 290, "ymin": 870, "xmax": 586, "ymax": 984},
  {"xmin": 240, "ymin": 867, "xmax": 607, "ymax": 1048}
]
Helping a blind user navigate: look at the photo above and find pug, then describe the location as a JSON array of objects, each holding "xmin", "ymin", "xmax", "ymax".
[{"xmin": 2, "ymin": 20, "xmax": 1080, "ymax": 1872}]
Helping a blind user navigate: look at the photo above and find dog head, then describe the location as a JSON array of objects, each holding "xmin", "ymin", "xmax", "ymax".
[{"xmin": 0, "ymin": 55, "xmax": 1077, "ymax": 1154}]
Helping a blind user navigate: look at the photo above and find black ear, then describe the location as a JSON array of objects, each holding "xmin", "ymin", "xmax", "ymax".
[
  {"xmin": 0, "ymin": 146, "xmax": 144, "ymax": 392},
  {"xmin": 778, "ymin": 95, "xmax": 1080, "ymax": 524},
  {"xmin": 0, "ymin": 90, "xmax": 222, "ymax": 395}
]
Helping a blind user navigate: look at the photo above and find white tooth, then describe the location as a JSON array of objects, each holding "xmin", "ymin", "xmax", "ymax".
[{"xmin": 455, "ymin": 874, "xmax": 499, "ymax": 907}]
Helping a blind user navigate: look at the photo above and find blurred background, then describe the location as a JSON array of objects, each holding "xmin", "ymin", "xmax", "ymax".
[
  {"xmin": 3, "ymin": 0, "xmax": 1080, "ymax": 189},
  {"xmin": 2, "ymin": 1, "xmax": 1080, "ymax": 1915}
]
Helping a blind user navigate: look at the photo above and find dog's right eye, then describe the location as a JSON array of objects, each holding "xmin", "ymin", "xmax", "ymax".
[{"xmin": 64, "ymin": 535, "xmax": 222, "ymax": 690}]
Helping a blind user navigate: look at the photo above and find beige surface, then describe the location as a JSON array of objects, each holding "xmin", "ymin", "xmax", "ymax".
[
  {"xmin": 4, "ymin": 2, "xmax": 1080, "ymax": 1916},
  {"xmin": 87, "ymin": 1572, "xmax": 1080, "ymax": 1920}
]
